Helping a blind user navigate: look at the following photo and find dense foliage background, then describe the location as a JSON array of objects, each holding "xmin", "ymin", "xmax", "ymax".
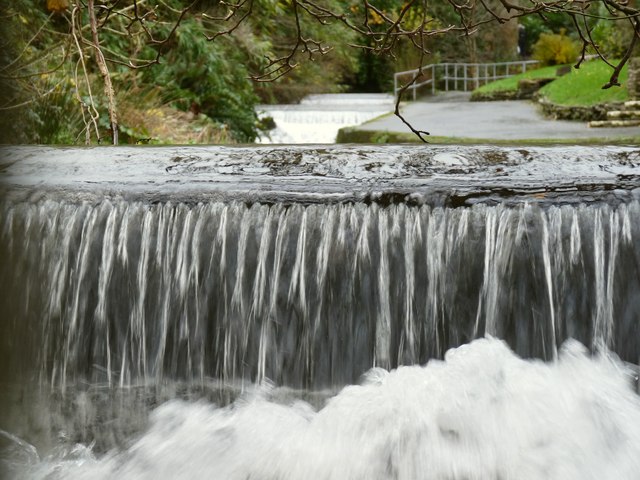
[{"xmin": 0, "ymin": 1, "xmax": 635, "ymax": 144}]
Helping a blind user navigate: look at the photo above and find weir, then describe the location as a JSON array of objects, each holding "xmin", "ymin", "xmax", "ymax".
[
  {"xmin": 258, "ymin": 93, "xmax": 394, "ymax": 143},
  {"xmin": 1, "ymin": 145, "xmax": 640, "ymax": 479},
  {"xmin": 3, "ymin": 198, "xmax": 640, "ymax": 389}
]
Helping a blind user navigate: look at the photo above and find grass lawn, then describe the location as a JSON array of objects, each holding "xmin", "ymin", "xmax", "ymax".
[
  {"xmin": 538, "ymin": 60, "xmax": 629, "ymax": 106},
  {"xmin": 472, "ymin": 64, "xmax": 564, "ymax": 95},
  {"xmin": 472, "ymin": 59, "xmax": 629, "ymax": 106}
]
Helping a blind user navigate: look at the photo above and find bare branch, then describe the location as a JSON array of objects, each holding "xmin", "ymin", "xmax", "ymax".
[
  {"xmin": 0, "ymin": 78, "xmax": 67, "ymax": 110},
  {"xmin": 602, "ymin": 19, "xmax": 639, "ymax": 89},
  {"xmin": 71, "ymin": 4, "xmax": 101, "ymax": 144},
  {"xmin": 204, "ymin": 0, "xmax": 254, "ymax": 41},
  {"xmin": 88, "ymin": 0, "xmax": 118, "ymax": 145}
]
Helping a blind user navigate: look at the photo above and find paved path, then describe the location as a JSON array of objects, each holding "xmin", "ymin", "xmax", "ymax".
[{"xmin": 357, "ymin": 92, "xmax": 639, "ymax": 140}]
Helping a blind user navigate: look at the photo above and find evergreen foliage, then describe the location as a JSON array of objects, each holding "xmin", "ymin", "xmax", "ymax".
[
  {"xmin": 519, "ymin": 13, "xmax": 576, "ymax": 58},
  {"xmin": 590, "ymin": 4, "xmax": 637, "ymax": 60},
  {"xmin": 0, "ymin": 2, "xmax": 83, "ymax": 143}
]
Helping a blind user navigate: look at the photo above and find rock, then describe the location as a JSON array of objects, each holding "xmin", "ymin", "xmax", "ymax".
[
  {"xmin": 607, "ymin": 110, "xmax": 640, "ymax": 119},
  {"xmin": 470, "ymin": 90, "xmax": 520, "ymax": 102},
  {"xmin": 537, "ymin": 97, "xmax": 625, "ymax": 121},
  {"xmin": 471, "ymin": 77, "xmax": 556, "ymax": 102},
  {"xmin": 517, "ymin": 78, "xmax": 556, "ymax": 99}
]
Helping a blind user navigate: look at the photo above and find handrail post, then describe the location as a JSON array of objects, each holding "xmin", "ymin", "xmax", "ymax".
[
  {"xmin": 445, "ymin": 64, "xmax": 449, "ymax": 91},
  {"xmin": 464, "ymin": 64, "xmax": 468, "ymax": 91},
  {"xmin": 431, "ymin": 64, "xmax": 435, "ymax": 95},
  {"xmin": 454, "ymin": 64, "xmax": 458, "ymax": 90},
  {"xmin": 393, "ymin": 60, "xmax": 539, "ymax": 96}
]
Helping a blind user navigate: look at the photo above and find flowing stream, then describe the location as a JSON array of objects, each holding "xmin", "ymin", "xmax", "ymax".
[{"xmin": 1, "ymin": 145, "xmax": 640, "ymax": 479}]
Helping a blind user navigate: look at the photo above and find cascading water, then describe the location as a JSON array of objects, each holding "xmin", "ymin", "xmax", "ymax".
[
  {"xmin": 257, "ymin": 93, "xmax": 394, "ymax": 143},
  {"xmin": 1, "ymin": 145, "xmax": 640, "ymax": 479}
]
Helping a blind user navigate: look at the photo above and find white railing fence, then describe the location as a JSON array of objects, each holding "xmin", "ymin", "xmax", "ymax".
[{"xmin": 393, "ymin": 60, "xmax": 540, "ymax": 100}]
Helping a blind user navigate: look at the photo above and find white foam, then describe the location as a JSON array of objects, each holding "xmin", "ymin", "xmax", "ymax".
[{"xmin": 22, "ymin": 338, "xmax": 640, "ymax": 480}]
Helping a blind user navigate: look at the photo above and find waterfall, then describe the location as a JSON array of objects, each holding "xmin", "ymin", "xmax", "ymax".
[
  {"xmin": 257, "ymin": 93, "xmax": 394, "ymax": 143},
  {"xmin": 1, "ymin": 145, "xmax": 640, "ymax": 479},
  {"xmin": 3, "ymin": 199, "xmax": 640, "ymax": 391}
]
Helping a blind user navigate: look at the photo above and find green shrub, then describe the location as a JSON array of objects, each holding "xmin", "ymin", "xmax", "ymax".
[
  {"xmin": 532, "ymin": 32, "xmax": 580, "ymax": 66},
  {"xmin": 136, "ymin": 18, "xmax": 261, "ymax": 143},
  {"xmin": 0, "ymin": 2, "xmax": 87, "ymax": 144},
  {"xmin": 591, "ymin": 21, "xmax": 635, "ymax": 59},
  {"xmin": 32, "ymin": 75, "xmax": 85, "ymax": 144},
  {"xmin": 520, "ymin": 13, "xmax": 576, "ymax": 57}
]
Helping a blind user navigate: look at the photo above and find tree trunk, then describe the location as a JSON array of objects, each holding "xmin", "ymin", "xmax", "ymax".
[{"xmin": 628, "ymin": 57, "xmax": 640, "ymax": 100}]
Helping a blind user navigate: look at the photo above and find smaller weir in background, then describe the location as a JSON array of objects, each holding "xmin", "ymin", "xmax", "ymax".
[{"xmin": 257, "ymin": 93, "xmax": 394, "ymax": 143}]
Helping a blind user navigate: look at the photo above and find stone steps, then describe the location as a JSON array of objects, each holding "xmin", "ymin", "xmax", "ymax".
[
  {"xmin": 589, "ymin": 119, "xmax": 640, "ymax": 128},
  {"xmin": 589, "ymin": 99, "xmax": 640, "ymax": 128},
  {"xmin": 607, "ymin": 110, "xmax": 640, "ymax": 119}
]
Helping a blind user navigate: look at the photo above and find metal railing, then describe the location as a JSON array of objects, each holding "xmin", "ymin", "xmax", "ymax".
[{"xmin": 393, "ymin": 60, "xmax": 540, "ymax": 100}]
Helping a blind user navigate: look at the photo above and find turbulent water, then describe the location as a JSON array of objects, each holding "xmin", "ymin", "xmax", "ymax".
[
  {"xmin": 1, "ymin": 145, "xmax": 640, "ymax": 479},
  {"xmin": 7, "ymin": 338, "xmax": 640, "ymax": 480}
]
